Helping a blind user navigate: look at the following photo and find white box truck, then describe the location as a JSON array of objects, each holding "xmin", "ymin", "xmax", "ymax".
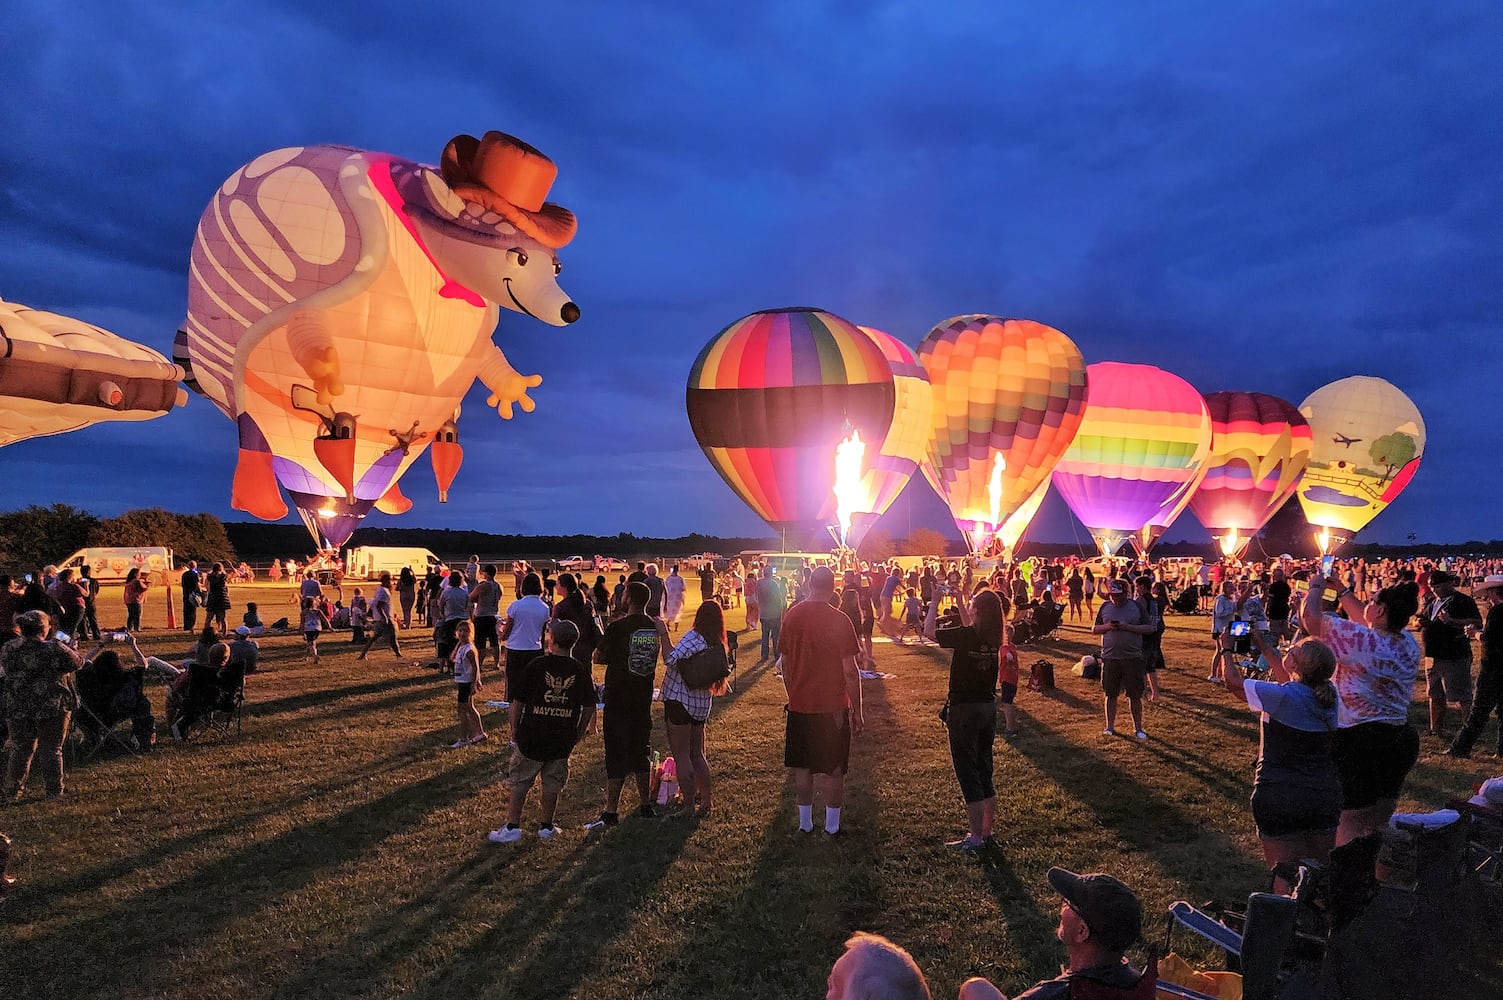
[
  {"xmin": 343, "ymin": 546, "xmax": 446, "ymax": 581},
  {"xmin": 55, "ymin": 546, "xmax": 175, "ymax": 582}
]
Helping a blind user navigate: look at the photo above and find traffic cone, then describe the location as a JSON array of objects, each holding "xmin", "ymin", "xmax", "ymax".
[{"xmin": 165, "ymin": 581, "xmax": 176, "ymax": 630}]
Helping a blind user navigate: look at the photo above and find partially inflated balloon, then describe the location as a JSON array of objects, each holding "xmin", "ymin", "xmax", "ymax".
[
  {"xmin": 1297, "ymin": 376, "xmax": 1424, "ymax": 553},
  {"xmin": 996, "ymin": 479, "xmax": 1051, "ymax": 559},
  {"xmin": 918, "ymin": 316, "xmax": 1087, "ymax": 549},
  {"xmin": 176, "ymin": 133, "xmax": 580, "ymax": 549},
  {"xmin": 1188, "ymin": 392, "xmax": 1312, "ymax": 558},
  {"xmin": 686, "ymin": 308, "xmax": 896, "ymax": 538},
  {"xmin": 0, "ymin": 299, "xmax": 186, "ymax": 447},
  {"xmin": 1052, "ymin": 362, "xmax": 1213, "ymax": 556}
]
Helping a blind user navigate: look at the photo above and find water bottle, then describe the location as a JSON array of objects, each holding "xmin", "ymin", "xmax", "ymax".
[{"xmin": 651, "ymin": 749, "xmax": 661, "ymax": 773}]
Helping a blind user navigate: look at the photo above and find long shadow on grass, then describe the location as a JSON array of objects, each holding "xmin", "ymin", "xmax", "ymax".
[
  {"xmin": 251, "ymin": 672, "xmax": 438, "ymax": 717},
  {"xmin": 1019, "ymin": 717, "xmax": 1265, "ymax": 891}
]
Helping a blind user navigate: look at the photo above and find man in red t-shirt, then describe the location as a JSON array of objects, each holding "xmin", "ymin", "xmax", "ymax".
[{"xmin": 778, "ymin": 566, "xmax": 863, "ymax": 835}]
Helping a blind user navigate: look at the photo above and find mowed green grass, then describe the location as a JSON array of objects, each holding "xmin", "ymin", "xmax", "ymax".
[{"xmin": 1, "ymin": 580, "xmax": 1498, "ymax": 999}]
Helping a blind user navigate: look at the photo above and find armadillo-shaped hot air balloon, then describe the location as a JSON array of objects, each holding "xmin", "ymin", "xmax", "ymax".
[
  {"xmin": 0, "ymin": 298, "xmax": 185, "ymax": 447},
  {"xmin": 1051, "ymin": 361, "xmax": 1213, "ymax": 557},
  {"xmin": 686, "ymin": 308, "xmax": 896, "ymax": 545},
  {"xmin": 917, "ymin": 316, "xmax": 1088, "ymax": 552},
  {"xmin": 1188, "ymin": 392, "xmax": 1312, "ymax": 559},
  {"xmin": 176, "ymin": 131, "xmax": 579, "ymax": 548},
  {"xmin": 1297, "ymin": 376, "xmax": 1424, "ymax": 553}
]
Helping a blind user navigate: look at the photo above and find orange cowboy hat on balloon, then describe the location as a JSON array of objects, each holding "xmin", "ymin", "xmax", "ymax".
[{"xmin": 440, "ymin": 131, "xmax": 576, "ymax": 249}]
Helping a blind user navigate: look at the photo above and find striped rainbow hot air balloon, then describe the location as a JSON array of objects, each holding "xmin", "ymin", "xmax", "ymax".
[
  {"xmin": 685, "ymin": 308, "xmax": 896, "ymax": 541},
  {"xmin": 1187, "ymin": 392, "xmax": 1312, "ymax": 559},
  {"xmin": 917, "ymin": 316, "xmax": 1088, "ymax": 551},
  {"xmin": 1051, "ymin": 361, "xmax": 1213, "ymax": 556}
]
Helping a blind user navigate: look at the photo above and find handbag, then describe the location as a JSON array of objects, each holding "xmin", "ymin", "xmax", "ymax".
[{"xmin": 679, "ymin": 642, "xmax": 729, "ymax": 690}]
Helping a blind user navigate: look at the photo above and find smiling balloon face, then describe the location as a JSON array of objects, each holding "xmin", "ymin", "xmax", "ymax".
[
  {"xmin": 917, "ymin": 316, "xmax": 1088, "ymax": 549},
  {"xmin": 1297, "ymin": 375, "xmax": 1424, "ymax": 552},
  {"xmin": 1051, "ymin": 361, "xmax": 1213, "ymax": 557},
  {"xmin": 686, "ymin": 308, "xmax": 897, "ymax": 539}
]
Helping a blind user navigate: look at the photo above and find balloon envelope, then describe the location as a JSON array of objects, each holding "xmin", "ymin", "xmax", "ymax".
[
  {"xmin": 1188, "ymin": 391, "xmax": 1312, "ymax": 558},
  {"xmin": 917, "ymin": 316, "xmax": 1087, "ymax": 546},
  {"xmin": 0, "ymin": 299, "xmax": 185, "ymax": 448},
  {"xmin": 1297, "ymin": 376, "xmax": 1424, "ymax": 552},
  {"xmin": 1052, "ymin": 361, "xmax": 1213, "ymax": 556},
  {"xmin": 840, "ymin": 327, "xmax": 933, "ymax": 549},
  {"xmin": 686, "ymin": 308, "xmax": 896, "ymax": 537}
]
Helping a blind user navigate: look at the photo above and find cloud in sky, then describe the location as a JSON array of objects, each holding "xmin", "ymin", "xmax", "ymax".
[{"xmin": 1, "ymin": 1, "xmax": 1498, "ymax": 544}]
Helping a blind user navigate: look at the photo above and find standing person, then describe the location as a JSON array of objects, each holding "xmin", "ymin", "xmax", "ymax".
[
  {"xmin": 661, "ymin": 601, "xmax": 731, "ymax": 817},
  {"xmin": 758, "ymin": 565, "xmax": 786, "ymax": 662},
  {"xmin": 591, "ymin": 575, "xmax": 611, "ymax": 618},
  {"xmin": 1417, "ymin": 569, "xmax": 1482, "ymax": 740},
  {"xmin": 1135, "ymin": 577, "xmax": 1167, "ymax": 702},
  {"xmin": 50, "ymin": 569, "xmax": 87, "ymax": 639},
  {"xmin": 396, "ymin": 566, "xmax": 418, "ymax": 628},
  {"xmin": 662, "ymin": 565, "xmax": 687, "ymax": 632},
  {"xmin": 490, "ymin": 620, "xmax": 596, "ymax": 843},
  {"xmin": 1081, "ymin": 567, "xmax": 1096, "ymax": 617},
  {"xmin": 1266, "ymin": 566, "xmax": 1293, "ymax": 642},
  {"xmin": 698, "ymin": 562, "xmax": 717, "ymax": 605},
  {"xmin": 1208, "ymin": 580, "xmax": 1238, "ymax": 682},
  {"xmin": 643, "ymin": 563, "xmax": 667, "ymax": 620},
  {"xmin": 1449, "ymin": 575, "xmax": 1503, "ymax": 759},
  {"xmin": 549, "ymin": 573, "xmax": 599, "ymax": 667},
  {"xmin": 1220, "ymin": 631, "xmax": 1342, "ymax": 894},
  {"xmin": 301, "ymin": 596, "xmax": 331, "ymax": 663},
  {"xmin": 122, "ymin": 568, "xmax": 149, "ymax": 632},
  {"xmin": 1092, "ymin": 579, "xmax": 1154, "ymax": 740},
  {"xmin": 180, "ymin": 561, "xmax": 202, "ymax": 633},
  {"xmin": 744, "ymin": 566, "xmax": 761, "ymax": 631},
  {"xmin": 586, "ymin": 581, "xmax": 668, "ymax": 829},
  {"xmin": 204, "ymin": 562, "xmax": 231, "ymax": 635},
  {"xmin": 1065, "ymin": 568, "xmax": 1084, "ymax": 622},
  {"xmin": 467, "ymin": 564, "xmax": 504, "ymax": 671},
  {"xmin": 845, "ymin": 570, "xmax": 876, "ymax": 670},
  {"xmin": 779, "ymin": 566, "xmax": 863, "ymax": 835},
  {"xmin": 464, "ymin": 555, "xmax": 481, "ymax": 589},
  {"xmin": 927, "ymin": 589, "xmax": 1005, "ymax": 849},
  {"xmin": 447, "ymin": 620, "xmax": 486, "ymax": 748},
  {"xmin": 500, "ymin": 573, "xmax": 550, "ymax": 702},
  {"xmin": 1300, "ymin": 572, "xmax": 1422, "ymax": 845},
  {"xmin": 78, "ymin": 565, "xmax": 101, "ymax": 642},
  {"xmin": 358, "ymin": 572, "xmax": 404, "ymax": 661},
  {"xmin": 435, "ymin": 571, "xmax": 470, "ymax": 671},
  {"xmin": 1, "ymin": 611, "xmax": 82, "ymax": 801}
]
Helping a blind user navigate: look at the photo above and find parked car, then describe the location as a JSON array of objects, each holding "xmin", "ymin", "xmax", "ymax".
[{"xmin": 556, "ymin": 555, "xmax": 593, "ymax": 571}]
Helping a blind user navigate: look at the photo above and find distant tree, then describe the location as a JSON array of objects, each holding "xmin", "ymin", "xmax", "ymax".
[
  {"xmin": 0, "ymin": 503, "xmax": 101, "ymax": 573},
  {"xmin": 901, "ymin": 528, "xmax": 949, "ymax": 557},
  {"xmin": 93, "ymin": 508, "xmax": 235, "ymax": 565},
  {"xmin": 1368, "ymin": 432, "xmax": 1417, "ymax": 485},
  {"xmin": 857, "ymin": 529, "xmax": 896, "ymax": 564}
]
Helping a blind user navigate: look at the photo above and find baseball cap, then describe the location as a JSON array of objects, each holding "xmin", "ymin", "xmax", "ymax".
[
  {"xmin": 1107, "ymin": 579, "xmax": 1128, "ymax": 595},
  {"xmin": 234, "ymin": 626, "xmax": 251, "ymax": 636},
  {"xmin": 1048, "ymin": 867, "xmax": 1142, "ymax": 953}
]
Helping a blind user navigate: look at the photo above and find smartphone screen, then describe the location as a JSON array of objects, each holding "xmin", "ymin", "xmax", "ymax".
[{"xmin": 1320, "ymin": 555, "xmax": 1335, "ymax": 577}]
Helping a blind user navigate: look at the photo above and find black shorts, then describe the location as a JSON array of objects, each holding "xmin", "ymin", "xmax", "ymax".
[
  {"xmin": 997, "ymin": 681, "xmax": 1017, "ymax": 705},
  {"xmin": 304, "ymin": 631, "xmax": 320, "ymax": 643},
  {"xmin": 1101, "ymin": 657, "xmax": 1145, "ymax": 699},
  {"xmin": 783, "ymin": 708, "xmax": 851, "ymax": 775},
  {"xmin": 1251, "ymin": 781, "xmax": 1342, "ymax": 840},
  {"xmin": 1333, "ymin": 721, "xmax": 1420, "ymax": 809},
  {"xmin": 860, "ymin": 617, "xmax": 874, "ymax": 638},
  {"xmin": 472, "ymin": 616, "xmax": 499, "ymax": 650},
  {"xmin": 663, "ymin": 698, "xmax": 704, "ymax": 727},
  {"xmin": 603, "ymin": 707, "xmax": 652, "ymax": 779},
  {"xmin": 504, "ymin": 648, "xmax": 543, "ymax": 697},
  {"xmin": 456, "ymin": 682, "xmax": 474, "ymax": 704}
]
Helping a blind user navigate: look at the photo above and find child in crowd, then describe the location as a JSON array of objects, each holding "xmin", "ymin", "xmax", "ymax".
[
  {"xmin": 350, "ymin": 589, "xmax": 368, "ymax": 643},
  {"xmin": 449, "ymin": 620, "xmax": 486, "ymax": 748},
  {"xmin": 998, "ymin": 624, "xmax": 1020, "ymax": 738},
  {"xmin": 241, "ymin": 603, "xmax": 265, "ymax": 635},
  {"xmin": 301, "ymin": 596, "xmax": 331, "ymax": 663},
  {"xmin": 902, "ymin": 588, "xmax": 924, "ymax": 642}
]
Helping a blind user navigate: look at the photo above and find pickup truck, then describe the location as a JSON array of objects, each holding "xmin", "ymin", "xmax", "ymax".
[{"xmin": 558, "ymin": 555, "xmax": 629, "ymax": 572}]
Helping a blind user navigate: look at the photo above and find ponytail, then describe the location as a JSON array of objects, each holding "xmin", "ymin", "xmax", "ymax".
[{"xmin": 1312, "ymin": 680, "xmax": 1337, "ymax": 712}]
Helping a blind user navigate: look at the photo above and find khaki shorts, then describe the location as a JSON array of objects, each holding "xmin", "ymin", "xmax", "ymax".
[
  {"xmin": 508, "ymin": 748, "xmax": 569, "ymax": 794},
  {"xmin": 1427, "ymin": 657, "xmax": 1473, "ymax": 704}
]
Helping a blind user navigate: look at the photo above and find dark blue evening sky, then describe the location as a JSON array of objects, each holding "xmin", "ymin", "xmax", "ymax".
[{"xmin": 2, "ymin": 2, "xmax": 1498, "ymax": 544}]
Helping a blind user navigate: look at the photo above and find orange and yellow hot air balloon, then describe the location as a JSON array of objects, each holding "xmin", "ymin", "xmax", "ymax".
[
  {"xmin": 686, "ymin": 308, "xmax": 896, "ymax": 544},
  {"xmin": 1051, "ymin": 362, "xmax": 1213, "ymax": 557},
  {"xmin": 917, "ymin": 316, "xmax": 1088, "ymax": 552},
  {"xmin": 1187, "ymin": 392, "xmax": 1313, "ymax": 559}
]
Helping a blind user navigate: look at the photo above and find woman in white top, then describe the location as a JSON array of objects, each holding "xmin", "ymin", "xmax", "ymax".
[
  {"xmin": 1208, "ymin": 580, "xmax": 1238, "ymax": 682},
  {"xmin": 448, "ymin": 620, "xmax": 486, "ymax": 748},
  {"xmin": 661, "ymin": 601, "xmax": 731, "ymax": 817},
  {"xmin": 500, "ymin": 573, "xmax": 550, "ymax": 702}
]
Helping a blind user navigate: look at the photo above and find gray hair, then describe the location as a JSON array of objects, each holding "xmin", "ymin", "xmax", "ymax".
[{"xmin": 834, "ymin": 932, "xmax": 931, "ymax": 1000}]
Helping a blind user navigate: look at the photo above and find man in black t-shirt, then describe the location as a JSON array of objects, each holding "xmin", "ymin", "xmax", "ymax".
[
  {"xmin": 490, "ymin": 620, "xmax": 596, "ymax": 844},
  {"xmin": 698, "ymin": 564, "xmax": 717, "ymax": 604},
  {"xmin": 1420, "ymin": 570, "xmax": 1483, "ymax": 738},
  {"xmin": 1265, "ymin": 567, "xmax": 1293, "ymax": 641},
  {"xmin": 586, "ymin": 581, "xmax": 667, "ymax": 829}
]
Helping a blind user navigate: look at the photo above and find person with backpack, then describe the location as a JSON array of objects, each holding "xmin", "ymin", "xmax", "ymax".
[{"xmin": 660, "ymin": 601, "xmax": 732, "ymax": 817}]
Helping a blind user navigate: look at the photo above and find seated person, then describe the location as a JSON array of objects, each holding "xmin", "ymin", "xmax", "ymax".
[
  {"xmin": 241, "ymin": 604, "xmax": 266, "ymax": 636},
  {"xmin": 168, "ymin": 642, "xmax": 246, "ymax": 741},
  {"xmin": 229, "ymin": 626, "xmax": 261, "ymax": 673},
  {"xmin": 826, "ymin": 932, "xmax": 931, "ymax": 1000},
  {"xmin": 960, "ymin": 868, "xmax": 1145, "ymax": 1000},
  {"xmin": 330, "ymin": 601, "xmax": 351, "ymax": 629},
  {"xmin": 75, "ymin": 640, "xmax": 155, "ymax": 750}
]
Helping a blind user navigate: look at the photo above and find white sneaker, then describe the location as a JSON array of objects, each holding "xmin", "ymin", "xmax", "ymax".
[
  {"xmin": 1135, "ymin": 729, "xmax": 1149, "ymax": 741},
  {"xmin": 1104, "ymin": 727, "xmax": 1116, "ymax": 736},
  {"xmin": 537, "ymin": 825, "xmax": 556, "ymax": 840},
  {"xmin": 487, "ymin": 826, "xmax": 524, "ymax": 844}
]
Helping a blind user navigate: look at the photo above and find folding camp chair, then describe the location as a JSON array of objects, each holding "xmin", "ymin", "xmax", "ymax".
[
  {"xmin": 175, "ymin": 660, "xmax": 246, "ymax": 740},
  {"xmin": 1166, "ymin": 892, "xmax": 1320, "ymax": 1000},
  {"xmin": 68, "ymin": 699, "xmax": 140, "ymax": 762}
]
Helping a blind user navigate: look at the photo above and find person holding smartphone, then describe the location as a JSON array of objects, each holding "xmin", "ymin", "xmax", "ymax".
[
  {"xmin": 1, "ymin": 610, "xmax": 83, "ymax": 801},
  {"xmin": 1092, "ymin": 579, "xmax": 1155, "ymax": 740}
]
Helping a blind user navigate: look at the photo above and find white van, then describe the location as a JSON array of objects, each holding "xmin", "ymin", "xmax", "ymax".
[
  {"xmin": 55, "ymin": 546, "xmax": 175, "ymax": 582},
  {"xmin": 343, "ymin": 546, "xmax": 445, "ymax": 581}
]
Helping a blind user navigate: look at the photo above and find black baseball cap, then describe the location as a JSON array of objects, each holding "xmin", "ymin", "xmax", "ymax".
[{"xmin": 1048, "ymin": 867, "xmax": 1142, "ymax": 953}]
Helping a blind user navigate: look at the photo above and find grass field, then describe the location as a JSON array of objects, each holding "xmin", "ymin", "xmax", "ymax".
[{"xmin": 2, "ymin": 580, "xmax": 1499, "ymax": 999}]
